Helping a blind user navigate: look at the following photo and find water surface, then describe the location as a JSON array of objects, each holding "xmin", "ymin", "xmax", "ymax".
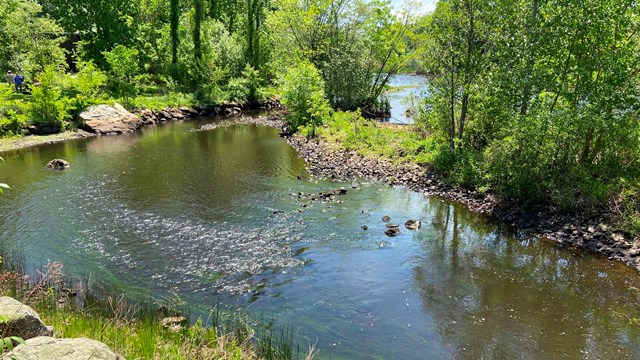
[{"xmin": 1, "ymin": 118, "xmax": 639, "ymax": 359}]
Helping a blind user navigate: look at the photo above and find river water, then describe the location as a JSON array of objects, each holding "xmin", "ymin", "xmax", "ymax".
[
  {"xmin": 2, "ymin": 118, "xmax": 640, "ymax": 359},
  {"xmin": 383, "ymin": 74, "xmax": 429, "ymax": 124}
]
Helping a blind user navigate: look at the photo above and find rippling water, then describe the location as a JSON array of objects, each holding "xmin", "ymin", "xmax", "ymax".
[{"xmin": 1, "ymin": 118, "xmax": 639, "ymax": 359}]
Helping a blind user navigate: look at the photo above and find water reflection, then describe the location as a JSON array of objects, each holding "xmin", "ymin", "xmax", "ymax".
[{"xmin": 416, "ymin": 199, "xmax": 640, "ymax": 359}]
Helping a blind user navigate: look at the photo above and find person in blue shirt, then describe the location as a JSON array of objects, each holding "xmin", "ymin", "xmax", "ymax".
[{"xmin": 14, "ymin": 74, "xmax": 24, "ymax": 93}]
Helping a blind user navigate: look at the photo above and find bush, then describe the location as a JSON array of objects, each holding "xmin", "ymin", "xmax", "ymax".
[
  {"xmin": 279, "ymin": 60, "xmax": 331, "ymax": 136},
  {"xmin": 29, "ymin": 66, "xmax": 69, "ymax": 128}
]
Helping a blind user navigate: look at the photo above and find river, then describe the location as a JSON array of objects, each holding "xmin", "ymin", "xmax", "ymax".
[{"xmin": 1, "ymin": 117, "xmax": 640, "ymax": 359}]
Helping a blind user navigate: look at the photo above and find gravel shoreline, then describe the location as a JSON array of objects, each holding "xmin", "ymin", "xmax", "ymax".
[{"xmin": 284, "ymin": 131, "xmax": 640, "ymax": 272}]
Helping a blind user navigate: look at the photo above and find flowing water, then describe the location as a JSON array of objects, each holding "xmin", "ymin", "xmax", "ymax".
[{"xmin": 1, "ymin": 117, "xmax": 640, "ymax": 359}]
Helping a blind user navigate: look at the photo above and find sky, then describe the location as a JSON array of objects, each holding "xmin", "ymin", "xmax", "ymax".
[{"xmin": 390, "ymin": 0, "xmax": 437, "ymax": 15}]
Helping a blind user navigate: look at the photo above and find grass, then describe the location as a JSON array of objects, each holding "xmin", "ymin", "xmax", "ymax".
[
  {"xmin": 0, "ymin": 259, "xmax": 315, "ymax": 360},
  {"xmin": 319, "ymin": 110, "xmax": 438, "ymax": 165}
]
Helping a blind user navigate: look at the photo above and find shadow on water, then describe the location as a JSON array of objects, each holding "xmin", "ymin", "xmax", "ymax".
[{"xmin": 0, "ymin": 117, "xmax": 639, "ymax": 359}]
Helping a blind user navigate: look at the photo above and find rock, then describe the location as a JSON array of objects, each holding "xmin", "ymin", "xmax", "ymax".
[
  {"xmin": 382, "ymin": 215, "xmax": 391, "ymax": 223},
  {"xmin": 160, "ymin": 316, "xmax": 187, "ymax": 332},
  {"xmin": 405, "ymin": 219, "xmax": 422, "ymax": 230},
  {"xmin": 297, "ymin": 175, "xmax": 305, "ymax": 180},
  {"xmin": 79, "ymin": 103, "xmax": 143, "ymax": 135},
  {"xmin": 46, "ymin": 159, "xmax": 70, "ymax": 170},
  {"xmin": 0, "ymin": 296, "xmax": 53, "ymax": 340},
  {"xmin": 361, "ymin": 225, "xmax": 368, "ymax": 231},
  {"xmin": 385, "ymin": 223, "xmax": 400, "ymax": 228},
  {"xmin": 5, "ymin": 336, "xmax": 121, "ymax": 360},
  {"xmin": 385, "ymin": 227, "xmax": 400, "ymax": 237}
]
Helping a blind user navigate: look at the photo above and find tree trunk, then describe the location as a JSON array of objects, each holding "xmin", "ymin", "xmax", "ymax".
[
  {"xmin": 170, "ymin": 0, "xmax": 179, "ymax": 65},
  {"xmin": 194, "ymin": 0, "xmax": 203, "ymax": 61}
]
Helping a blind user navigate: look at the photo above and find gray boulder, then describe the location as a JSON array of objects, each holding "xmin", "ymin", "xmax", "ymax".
[
  {"xmin": 6, "ymin": 336, "xmax": 122, "ymax": 360},
  {"xmin": 0, "ymin": 296, "xmax": 53, "ymax": 340},
  {"xmin": 79, "ymin": 103, "xmax": 143, "ymax": 135}
]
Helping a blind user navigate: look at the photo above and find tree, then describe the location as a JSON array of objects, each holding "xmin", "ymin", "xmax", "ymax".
[
  {"xmin": 0, "ymin": 0, "xmax": 65, "ymax": 77},
  {"xmin": 420, "ymin": 0, "xmax": 486, "ymax": 151}
]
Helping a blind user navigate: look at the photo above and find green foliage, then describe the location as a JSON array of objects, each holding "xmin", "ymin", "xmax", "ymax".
[
  {"xmin": 267, "ymin": 0, "xmax": 416, "ymax": 110},
  {"xmin": 104, "ymin": 45, "xmax": 140, "ymax": 104},
  {"xmin": 0, "ymin": 314, "xmax": 25, "ymax": 353},
  {"xmin": 417, "ymin": 0, "xmax": 640, "ymax": 215},
  {"xmin": 0, "ymin": 0, "xmax": 66, "ymax": 77},
  {"xmin": 29, "ymin": 66, "xmax": 68, "ymax": 127},
  {"xmin": 279, "ymin": 60, "xmax": 331, "ymax": 136}
]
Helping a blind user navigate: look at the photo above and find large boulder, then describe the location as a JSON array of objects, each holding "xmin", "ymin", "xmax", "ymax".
[
  {"xmin": 0, "ymin": 296, "xmax": 53, "ymax": 340},
  {"xmin": 79, "ymin": 103, "xmax": 143, "ymax": 135},
  {"xmin": 5, "ymin": 336, "xmax": 122, "ymax": 360}
]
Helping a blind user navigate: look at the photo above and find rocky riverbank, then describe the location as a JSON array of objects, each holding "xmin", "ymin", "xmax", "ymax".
[
  {"xmin": 285, "ymin": 134, "xmax": 640, "ymax": 272},
  {"xmin": 0, "ymin": 99, "xmax": 283, "ymax": 153}
]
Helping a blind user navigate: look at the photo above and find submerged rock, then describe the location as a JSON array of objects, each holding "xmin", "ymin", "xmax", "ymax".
[
  {"xmin": 386, "ymin": 223, "xmax": 400, "ymax": 229},
  {"xmin": 405, "ymin": 219, "xmax": 422, "ymax": 230},
  {"xmin": 361, "ymin": 225, "xmax": 368, "ymax": 230},
  {"xmin": 46, "ymin": 159, "xmax": 70, "ymax": 170},
  {"xmin": 382, "ymin": 215, "xmax": 391, "ymax": 223}
]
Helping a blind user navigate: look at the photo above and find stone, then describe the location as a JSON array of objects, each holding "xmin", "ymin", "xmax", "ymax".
[
  {"xmin": 385, "ymin": 227, "xmax": 400, "ymax": 237},
  {"xmin": 361, "ymin": 225, "xmax": 368, "ymax": 231},
  {"xmin": 160, "ymin": 316, "xmax": 187, "ymax": 332},
  {"xmin": 382, "ymin": 215, "xmax": 391, "ymax": 223},
  {"xmin": 5, "ymin": 336, "xmax": 121, "ymax": 360},
  {"xmin": 0, "ymin": 296, "xmax": 53, "ymax": 340},
  {"xmin": 385, "ymin": 223, "xmax": 400, "ymax": 228},
  {"xmin": 404, "ymin": 219, "xmax": 422, "ymax": 230},
  {"xmin": 46, "ymin": 159, "xmax": 70, "ymax": 170},
  {"xmin": 79, "ymin": 103, "xmax": 143, "ymax": 135}
]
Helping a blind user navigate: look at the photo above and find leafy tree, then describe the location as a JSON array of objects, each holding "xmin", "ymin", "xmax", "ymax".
[
  {"xmin": 0, "ymin": 0, "xmax": 65, "ymax": 77},
  {"xmin": 103, "ymin": 45, "xmax": 140, "ymax": 104}
]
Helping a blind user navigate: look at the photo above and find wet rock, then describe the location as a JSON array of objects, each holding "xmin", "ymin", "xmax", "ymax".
[
  {"xmin": 405, "ymin": 219, "xmax": 422, "ymax": 230},
  {"xmin": 5, "ymin": 336, "xmax": 120, "ymax": 360},
  {"xmin": 385, "ymin": 227, "xmax": 400, "ymax": 237},
  {"xmin": 386, "ymin": 223, "xmax": 400, "ymax": 229},
  {"xmin": 46, "ymin": 159, "xmax": 70, "ymax": 170},
  {"xmin": 0, "ymin": 296, "xmax": 53, "ymax": 340},
  {"xmin": 361, "ymin": 225, "xmax": 368, "ymax": 231},
  {"xmin": 382, "ymin": 215, "xmax": 391, "ymax": 223}
]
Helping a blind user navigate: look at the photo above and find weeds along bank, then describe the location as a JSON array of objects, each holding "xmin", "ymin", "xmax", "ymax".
[{"xmin": 0, "ymin": 259, "xmax": 315, "ymax": 359}]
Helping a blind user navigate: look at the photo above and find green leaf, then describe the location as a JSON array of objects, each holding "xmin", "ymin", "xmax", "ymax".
[{"xmin": 4, "ymin": 337, "xmax": 13, "ymax": 351}]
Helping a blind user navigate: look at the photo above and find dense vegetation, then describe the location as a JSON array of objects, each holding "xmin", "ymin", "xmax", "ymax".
[{"xmin": 416, "ymin": 0, "xmax": 640, "ymax": 228}]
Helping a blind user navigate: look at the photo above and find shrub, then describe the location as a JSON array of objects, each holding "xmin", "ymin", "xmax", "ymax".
[
  {"xmin": 29, "ymin": 66, "xmax": 69, "ymax": 128},
  {"xmin": 279, "ymin": 60, "xmax": 331, "ymax": 136}
]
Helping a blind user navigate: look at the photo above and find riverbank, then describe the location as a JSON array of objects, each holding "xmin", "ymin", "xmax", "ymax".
[
  {"xmin": 283, "ymin": 122, "xmax": 640, "ymax": 272},
  {"xmin": 0, "ymin": 263, "xmax": 314, "ymax": 359}
]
